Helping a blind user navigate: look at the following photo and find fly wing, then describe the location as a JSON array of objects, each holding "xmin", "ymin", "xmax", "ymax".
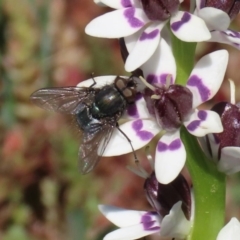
[
  {"xmin": 30, "ymin": 87, "xmax": 96, "ymax": 114},
  {"xmin": 79, "ymin": 122, "xmax": 115, "ymax": 174}
]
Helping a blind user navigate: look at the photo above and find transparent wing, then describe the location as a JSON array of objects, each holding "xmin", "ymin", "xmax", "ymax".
[
  {"xmin": 30, "ymin": 87, "xmax": 96, "ymax": 114},
  {"xmin": 79, "ymin": 122, "xmax": 115, "ymax": 174}
]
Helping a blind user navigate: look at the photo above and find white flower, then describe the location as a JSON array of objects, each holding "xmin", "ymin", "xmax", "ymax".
[
  {"xmin": 99, "ymin": 202, "xmax": 191, "ymax": 240},
  {"xmin": 102, "ymin": 46, "xmax": 228, "ymax": 184},
  {"xmin": 199, "ymin": 80, "xmax": 240, "ymax": 175},
  {"xmin": 85, "ymin": 0, "xmax": 211, "ymax": 72},
  {"xmin": 217, "ymin": 218, "xmax": 240, "ymax": 240},
  {"xmin": 194, "ymin": 0, "xmax": 240, "ymax": 49}
]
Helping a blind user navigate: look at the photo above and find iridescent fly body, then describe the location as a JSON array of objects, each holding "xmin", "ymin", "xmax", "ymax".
[{"xmin": 30, "ymin": 76, "xmax": 137, "ymax": 174}]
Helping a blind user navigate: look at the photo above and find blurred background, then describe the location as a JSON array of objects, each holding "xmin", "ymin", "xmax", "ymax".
[{"xmin": 0, "ymin": 0, "xmax": 240, "ymax": 240}]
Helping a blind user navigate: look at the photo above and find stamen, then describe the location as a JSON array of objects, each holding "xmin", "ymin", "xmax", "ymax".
[
  {"xmin": 151, "ymin": 94, "xmax": 160, "ymax": 99},
  {"xmin": 229, "ymin": 79, "xmax": 236, "ymax": 104},
  {"xmin": 165, "ymin": 74, "xmax": 172, "ymax": 88},
  {"xmin": 139, "ymin": 76, "xmax": 156, "ymax": 91}
]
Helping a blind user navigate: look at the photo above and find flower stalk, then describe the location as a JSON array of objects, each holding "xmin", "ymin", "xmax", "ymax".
[{"xmin": 172, "ymin": 35, "xmax": 226, "ymax": 240}]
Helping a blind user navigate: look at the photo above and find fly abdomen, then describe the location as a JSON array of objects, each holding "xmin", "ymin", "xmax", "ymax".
[{"xmin": 76, "ymin": 107, "xmax": 100, "ymax": 133}]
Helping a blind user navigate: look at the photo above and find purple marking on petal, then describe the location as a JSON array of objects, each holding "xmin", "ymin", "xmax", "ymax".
[
  {"xmin": 124, "ymin": 8, "xmax": 144, "ymax": 28},
  {"xmin": 127, "ymin": 104, "xmax": 139, "ymax": 118},
  {"xmin": 169, "ymin": 139, "xmax": 181, "ymax": 150},
  {"xmin": 147, "ymin": 74, "xmax": 158, "ymax": 84},
  {"xmin": 157, "ymin": 141, "xmax": 168, "ymax": 152},
  {"xmin": 132, "ymin": 120, "xmax": 154, "ymax": 141},
  {"xmin": 141, "ymin": 213, "xmax": 160, "ymax": 231},
  {"xmin": 187, "ymin": 120, "xmax": 201, "ymax": 131},
  {"xmin": 140, "ymin": 29, "xmax": 159, "ymax": 41},
  {"xmin": 187, "ymin": 75, "xmax": 210, "ymax": 102},
  {"xmin": 137, "ymin": 130, "xmax": 154, "ymax": 141},
  {"xmin": 121, "ymin": 0, "xmax": 132, "ymax": 7},
  {"xmin": 225, "ymin": 30, "xmax": 240, "ymax": 38},
  {"xmin": 132, "ymin": 119, "xmax": 143, "ymax": 131},
  {"xmin": 135, "ymin": 92, "xmax": 143, "ymax": 101},
  {"xmin": 171, "ymin": 12, "xmax": 191, "ymax": 32},
  {"xmin": 157, "ymin": 139, "xmax": 181, "ymax": 152},
  {"xmin": 198, "ymin": 110, "xmax": 207, "ymax": 120}
]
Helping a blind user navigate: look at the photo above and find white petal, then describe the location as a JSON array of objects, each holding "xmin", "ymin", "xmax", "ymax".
[
  {"xmin": 102, "ymin": 119, "xmax": 160, "ymax": 156},
  {"xmin": 125, "ymin": 23, "xmax": 162, "ymax": 72},
  {"xmin": 141, "ymin": 37, "xmax": 176, "ymax": 85},
  {"xmin": 218, "ymin": 147, "xmax": 240, "ymax": 175},
  {"xmin": 197, "ymin": 7, "xmax": 230, "ymax": 31},
  {"xmin": 184, "ymin": 109, "xmax": 223, "ymax": 137},
  {"xmin": 123, "ymin": 94, "xmax": 153, "ymax": 119},
  {"xmin": 217, "ymin": 218, "xmax": 240, "ymax": 240},
  {"xmin": 209, "ymin": 30, "xmax": 240, "ymax": 49},
  {"xmin": 161, "ymin": 202, "xmax": 191, "ymax": 239},
  {"xmin": 170, "ymin": 11, "xmax": 211, "ymax": 42},
  {"xmin": 85, "ymin": 8, "xmax": 148, "ymax": 38},
  {"xmin": 98, "ymin": 205, "xmax": 159, "ymax": 227},
  {"xmin": 207, "ymin": 133, "xmax": 220, "ymax": 160},
  {"xmin": 77, "ymin": 75, "xmax": 119, "ymax": 88},
  {"xmin": 104, "ymin": 223, "xmax": 160, "ymax": 240},
  {"xmin": 187, "ymin": 50, "xmax": 229, "ymax": 108},
  {"xmin": 155, "ymin": 130, "xmax": 186, "ymax": 184},
  {"xmin": 101, "ymin": 0, "xmax": 141, "ymax": 8}
]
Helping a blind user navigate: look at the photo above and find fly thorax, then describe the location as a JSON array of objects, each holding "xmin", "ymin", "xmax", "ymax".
[{"xmin": 92, "ymin": 86, "xmax": 126, "ymax": 118}]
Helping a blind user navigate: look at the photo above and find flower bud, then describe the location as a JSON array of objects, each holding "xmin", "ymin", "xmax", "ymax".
[
  {"xmin": 144, "ymin": 172, "xmax": 191, "ymax": 220},
  {"xmin": 140, "ymin": 0, "xmax": 180, "ymax": 21},
  {"xmin": 211, "ymin": 101, "xmax": 240, "ymax": 154}
]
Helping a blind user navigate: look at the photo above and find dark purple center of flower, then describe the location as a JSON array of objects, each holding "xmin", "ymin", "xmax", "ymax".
[
  {"xmin": 212, "ymin": 102, "xmax": 240, "ymax": 157},
  {"xmin": 203, "ymin": 0, "xmax": 240, "ymax": 20},
  {"xmin": 144, "ymin": 172, "xmax": 191, "ymax": 220},
  {"xmin": 144, "ymin": 84, "xmax": 193, "ymax": 131},
  {"xmin": 140, "ymin": 0, "xmax": 180, "ymax": 21}
]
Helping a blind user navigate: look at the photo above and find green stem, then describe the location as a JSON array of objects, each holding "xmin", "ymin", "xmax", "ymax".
[
  {"xmin": 182, "ymin": 128, "xmax": 226, "ymax": 240},
  {"xmin": 171, "ymin": 34, "xmax": 226, "ymax": 239},
  {"xmin": 171, "ymin": 34, "xmax": 196, "ymax": 85}
]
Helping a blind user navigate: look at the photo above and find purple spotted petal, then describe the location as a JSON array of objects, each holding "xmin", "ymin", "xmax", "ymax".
[
  {"xmin": 187, "ymin": 50, "xmax": 229, "ymax": 108},
  {"xmin": 170, "ymin": 11, "xmax": 211, "ymax": 41},
  {"xmin": 155, "ymin": 130, "xmax": 186, "ymax": 184},
  {"xmin": 209, "ymin": 30, "xmax": 240, "ymax": 49},
  {"xmin": 125, "ymin": 23, "xmax": 162, "ymax": 72},
  {"xmin": 141, "ymin": 37, "xmax": 176, "ymax": 84},
  {"xmin": 184, "ymin": 109, "xmax": 223, "ymax": 137},
  {"xmin": 100, "ymin": 0, "xmax": 141, "ymax": 8},
  {"xmin": 85, "ymin": 8, "xmax": 149, "ymax": 38},
  {"xmin": 102, "ymin": 119, "xmax": 160, "ymax": 156},
  {"xmin": 98, "ymin": 205, "xmax": 160, "ymax": 239},
  {"xmin": 124, "ymin": 93, "xmax": 152, "ymax": 119}
]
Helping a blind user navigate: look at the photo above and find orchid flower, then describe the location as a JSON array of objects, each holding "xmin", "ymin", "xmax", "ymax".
[
  {"xmin": 99, "ymin": 172, "xmax": 193, "ymax": 240},
  {"xmin": 194, "ymin": 0, "xmax": 240, "ymax": 49},
  {"xmin": 85, "ymin": 0, "xmax": 211, "ymax": 72},
  {"xmin": 217, "ymin": 218, "xmax": 240, "ymax": 240},
  {"xmin": 101, "ymin": 46, "xmax": 228, "ymax": 184},
  {"xmin": 199, "ymin": 80, "xmax": 240, "ymax": 175}
]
